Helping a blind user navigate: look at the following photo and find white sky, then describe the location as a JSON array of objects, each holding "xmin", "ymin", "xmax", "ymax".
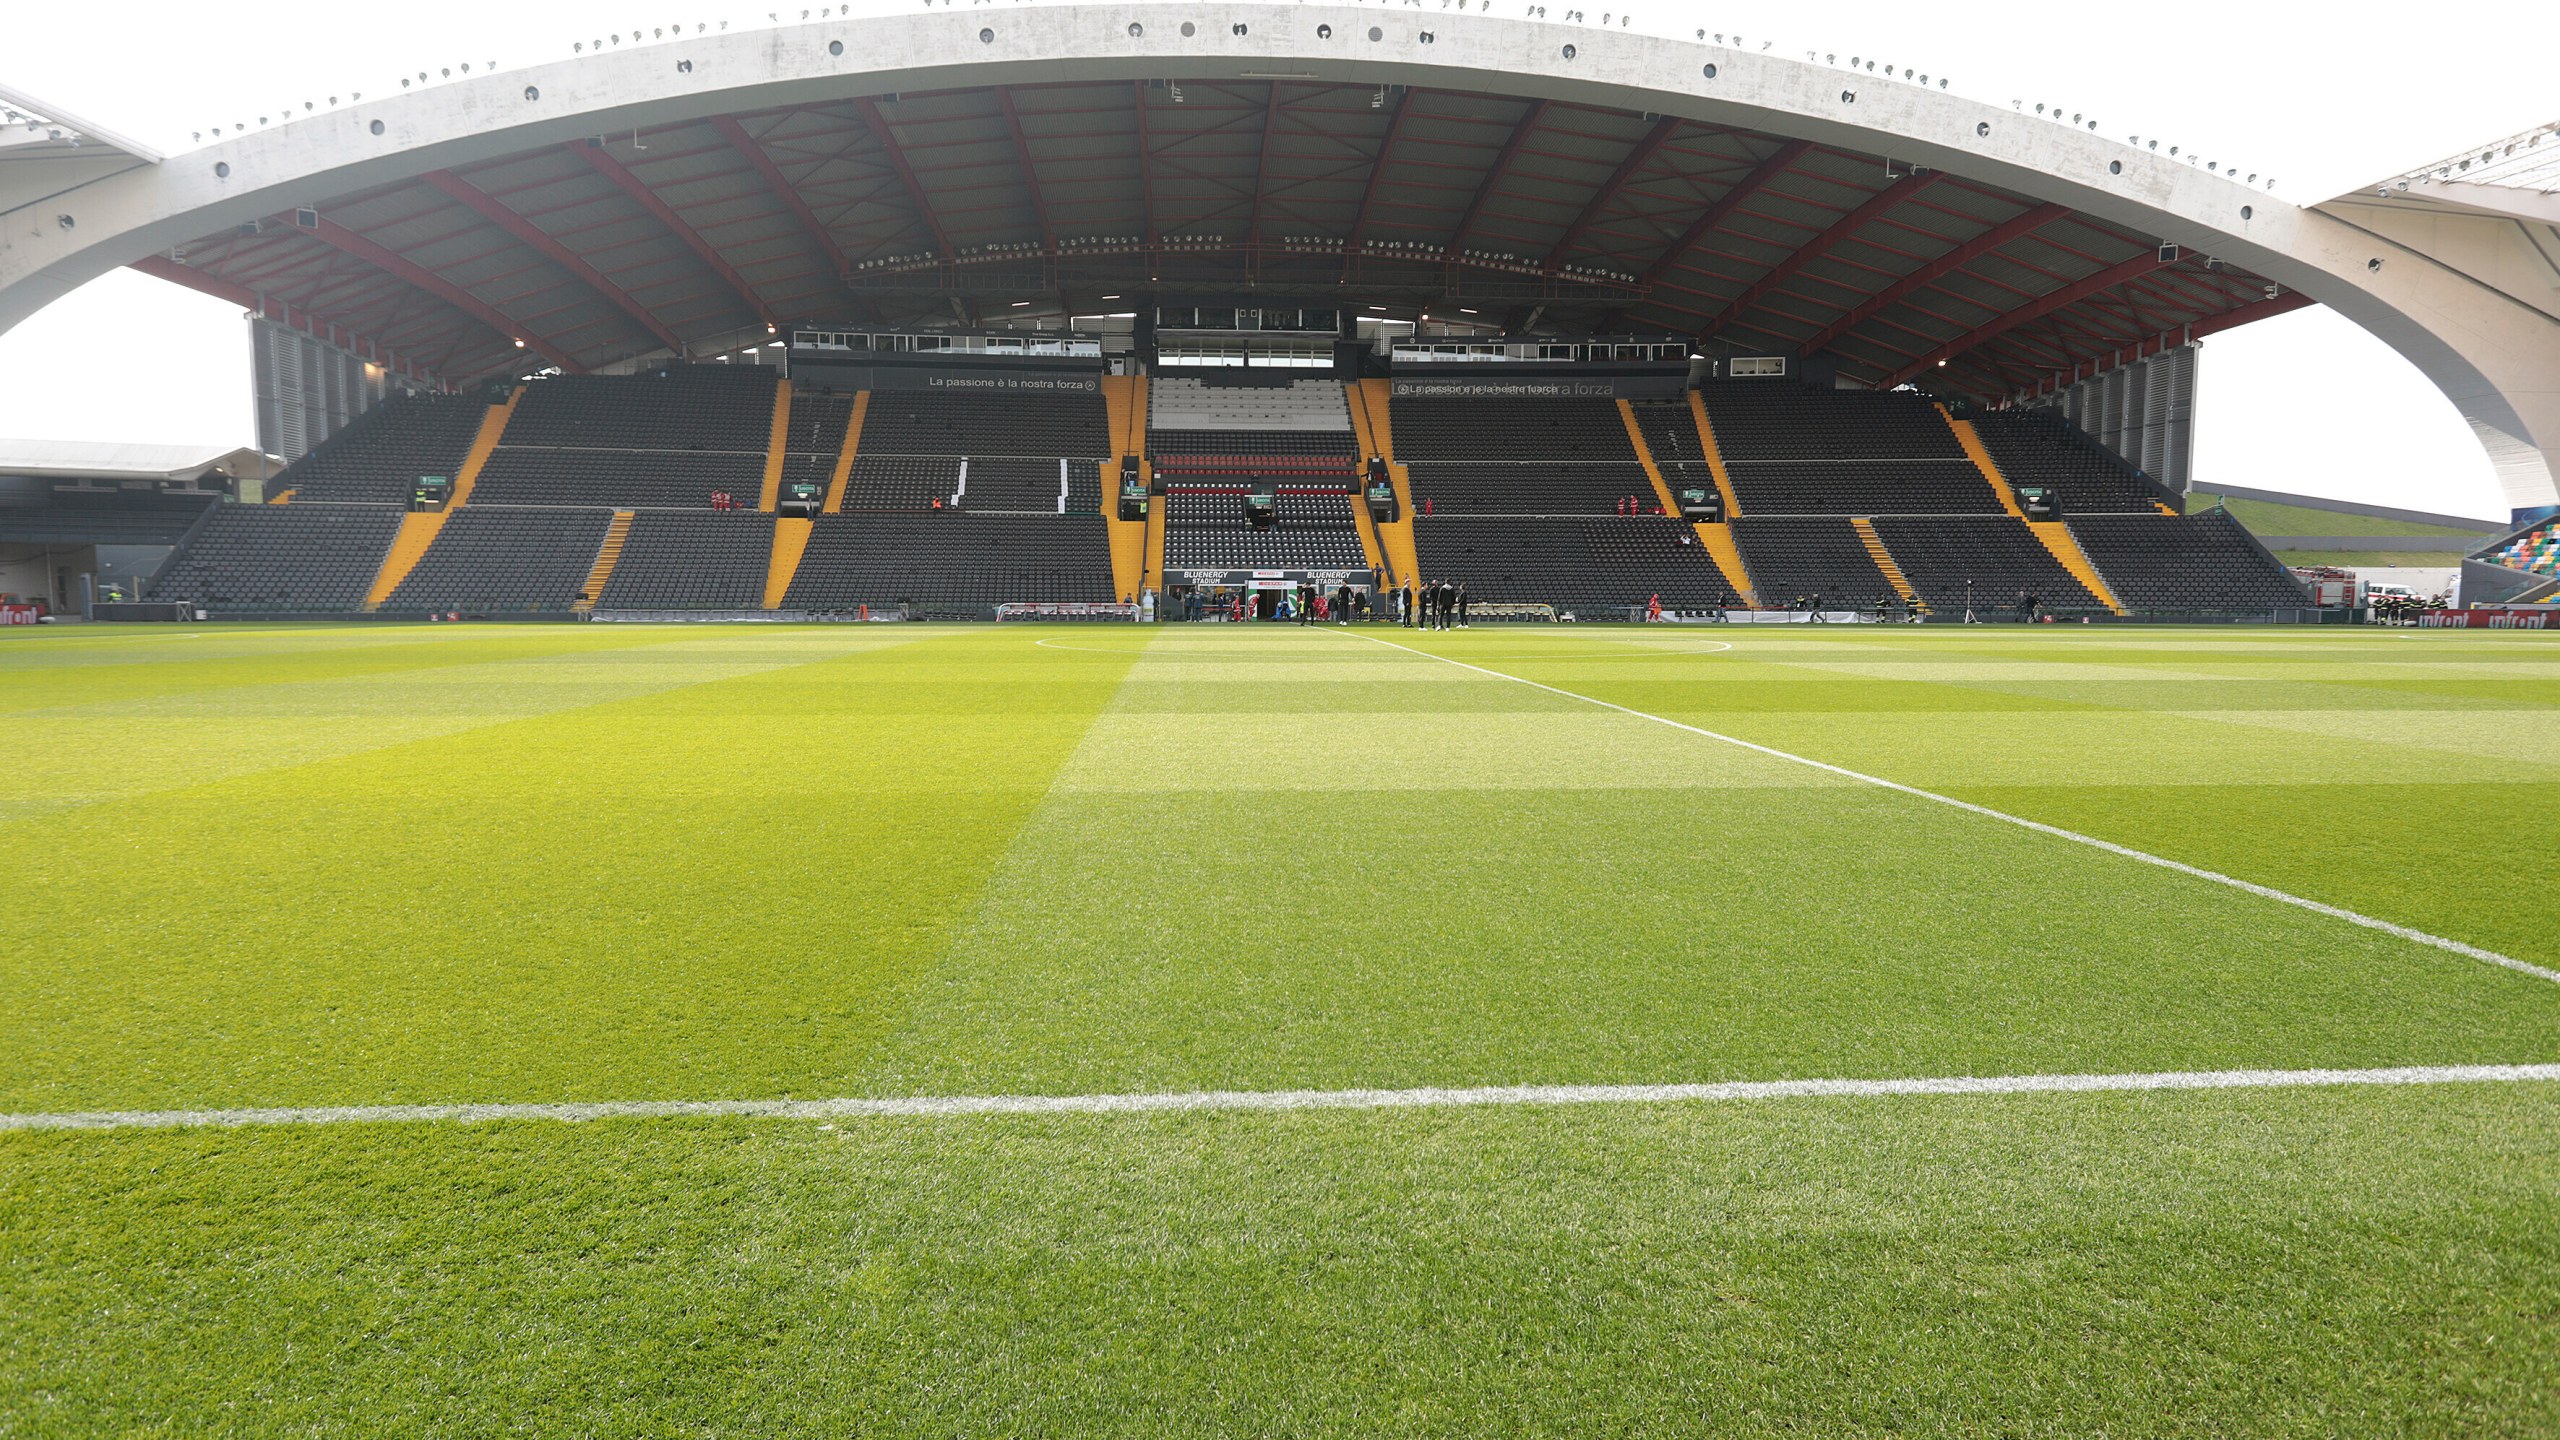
[{"xmin": 2, "ymin": 0, "xmax": 2547, "ymax": 523}]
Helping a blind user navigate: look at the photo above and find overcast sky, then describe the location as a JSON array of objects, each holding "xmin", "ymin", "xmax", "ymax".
[{"xmin": 2, "ymin": 0, "xmax": 2546, "ymax": 522}]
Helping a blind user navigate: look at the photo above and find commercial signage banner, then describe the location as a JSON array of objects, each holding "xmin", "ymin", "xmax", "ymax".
[
  {"xmin": 792, "ymin": 358, "xmax": 1101, "ymax": 395},
  {"xmin": 1388, "ymin": 375, "xmax": 1684, "ymax": 399}
]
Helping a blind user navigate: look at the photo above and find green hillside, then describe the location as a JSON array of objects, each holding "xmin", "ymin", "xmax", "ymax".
[{"xmin": 2187, "ymin": 493, "xmax": 2491, "ymax": 540}]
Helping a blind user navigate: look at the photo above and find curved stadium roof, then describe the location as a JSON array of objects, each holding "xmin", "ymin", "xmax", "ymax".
[{"xmin": 117, "ymin": 77, "xmax": 2295, "ymax": 392}]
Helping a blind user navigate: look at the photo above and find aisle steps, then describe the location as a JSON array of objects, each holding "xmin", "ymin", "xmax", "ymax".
[{"xmin": 571, "ymin": 510, "xmax": 635, "ymax": 614}]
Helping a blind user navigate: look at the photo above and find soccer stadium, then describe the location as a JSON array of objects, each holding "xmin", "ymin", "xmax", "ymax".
[{"xmin": 3, "ymin": 5, "xmax": 2558, "ymax": 1431}]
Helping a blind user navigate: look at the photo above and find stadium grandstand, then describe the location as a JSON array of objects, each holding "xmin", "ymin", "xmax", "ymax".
[{"xmin": 3, "ymin": 8, "xmax": 2555, "ymax": 622}]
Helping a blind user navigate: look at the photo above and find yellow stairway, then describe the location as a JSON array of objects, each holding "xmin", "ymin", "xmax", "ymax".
[
  {"xmin": 1350, "ymin": 379, "xmax": 1422, "ymax": 586},
  {"xmin": 2028, "ymin": 521, "xmax": 2126, "ymax": 614},
  {"xmin": 1941, "ymin": 405, "xmax": 2026, "ymax": 518},
  {"xmin": 1622, "ymin": 399, "xmax": 1757, "ymax": 606},
  {"xmin": 1100, "ymin": 375, "xmax": 1149, "ymax": 603},
  {"xmin": 572, "ymin": 511, "xmax": 635, "ymax": 615},
  {"xmin": 364, "ymin": 511, "xmax": 448, "ymax": 611},
  {"xmin": 1852, "ymin": 517, "xmax": 1926, "ymax": 613},
  {"xmin": 1697, "ymin": 525, "xmax": 1758, "ymax": 608},
  {"xmin": 1941, "ymin": 404, "xmax": 2126, "ymax": 614},
  {"xmin": 764, "ymin": 515, "xmax": 813, "ymax": 610},
  {"xmin": 268, "ymin": 489, "xmax": 296, "ymax": 505},
  {"xmin": 1340, "ymin": 385, "xmax": 1389, "ymax": 579},
  {"xmin": 822, "ymin": 391, "xmax": 869, "ymax": 514},
  {"xmin": 362, "ymin": 387, "xmax": 519, "ymax": 609},
  {"xmin": 1683, "ymin": 390, "xmax": 1747, "ymax": 521},
  {"xmin": 757, "ymin": 379, "xmax": 794, "ymax": 511}
]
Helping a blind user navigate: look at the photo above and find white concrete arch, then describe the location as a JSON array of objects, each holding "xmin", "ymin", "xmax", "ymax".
[{"xmin": 2, "ymin": 3, "xmax": 2552, "ymax": 510}]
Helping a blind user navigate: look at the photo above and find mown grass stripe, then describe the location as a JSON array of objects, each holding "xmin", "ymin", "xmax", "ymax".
[
  {"xmin": 1347, "ymin": 631, "xmax": 2560, "ymax": 986},
  {"xmin": 5, "ymin": 1064, "xmax": 2554, "ymax": 1133}
]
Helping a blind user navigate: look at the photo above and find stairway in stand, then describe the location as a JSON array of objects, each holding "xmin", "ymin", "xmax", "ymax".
[
  {"xmin": 572, "ymin": 511, "xmax": 635, "ymax": 614},
  {"xmin": 1851, "ymin": 518, "xmax": 1928, "ymax": 614}
]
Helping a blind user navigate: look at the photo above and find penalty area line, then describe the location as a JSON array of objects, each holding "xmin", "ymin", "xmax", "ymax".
[
  {"xmin": 4, "ymin": 1064, "xmax": 2558, "ymax": 1133},
  {"xmin": 1344, "ymin": 630, "xmax": 2560, "ymax": 987}
]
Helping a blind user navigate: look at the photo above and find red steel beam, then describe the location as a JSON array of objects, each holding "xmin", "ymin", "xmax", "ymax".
[
  {"xmin": 1445, "ymin": 99, "xmax": 1550, "ymax": 254},
  {"xmin": 992, "ymin": 90, "xmax": 1060, "ymax": 252},
  {"xmin": 711, "ymin": 113, "xmax": 854, "ymax": 285},
  {"xmin": 294, "ymin": 217, "xmax": 578, "ymax": 370},
  {"xmin": 1700, "ymin": 171, "xmax": 1941, "ymax": 340},
  {"xmin": 1544, "ymin": 115, "xmax": 1681, "ymax": 273},
  {"xmin": 857, "ymin": 98, "xmax": 957, "ymax": 260},
  {"xmin": 1799, "ymin": 201, "xmax": 2071, "ymax": 359},
  {"xmin": 422, "ymin": 170, "xmax": 684, "ymax": 356},
  {"xmin": 128, "ymin": 255, "xmax": 436, "ymax": 380},
  {"xmin": 1881, "ymin": 251, "xmax": 2172, "ymax": 389},
  {"xmin": 1636, "ymin": 139, "xmax": 1811, "ymax": 288},
  {"xmin": 576, "ymin": 139, "xmax": 773, "ymax": 327},
  {"xmin": 570, "ymin": 140, "xmax": 775, "ymax": 330}
]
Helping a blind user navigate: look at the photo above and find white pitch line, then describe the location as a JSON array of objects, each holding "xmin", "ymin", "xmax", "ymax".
[
  {"xmin": 5, "ymin": 1063, "xmax": 2556, "ymax": 1134},
  {"xmin": 1347, "ymin": 630, "xmax": 2560, "ymax": 986}
]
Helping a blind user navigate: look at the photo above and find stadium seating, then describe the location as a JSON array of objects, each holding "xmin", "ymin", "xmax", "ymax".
[
  {"xmin": 150, "ymin": 502, "xmax": 404, "ymax": 612},
  {"xmin": 1419, "ymin": 515, "xmax": 1741, "ymax": 613},
  {"xmin": 1392, "ymin": 396, "xmax": 1639, "ymax": 461},
  {"xmin": 1385, "ymin": 394, "xmax": 1655, "ymax": 521},
  {"xmin": 596, "ymin": 510, "xmax": 774, "ymax": 609},
  {"xmin": 859, "ymin": 392, "xmax": 1109, "ymax": 457},
  {"xmin": 1147, "ymin": 376, "xmax": 1355, "ymax": 432},
  {"xmin": 1153, "ymin": 378, "xmax": 1364, "ymax": 575},
  {"xmin": 1629, "ymin": 399, "xmax": 1707, "ymax": 463},
  {"xmin": 381, "ymin": 507, "xmax": 613, "ymax": 613},
  {"xmin": 1726, "ymin": 517, "xmax": 1899, "ymax": 610},
  {"xmin": 1151, "ymin": 428, "xmax": 1356, "ymax": 458},
  {"xmin": 1868, "ymin": 515, "xmax": 2104, "ymax": 613},
  {"xmin": 273, "ymin": 394, "xmax": 495, "ymax": 505},
  {"xmin": 781, "ymin": 513, "xmax": 1114, "ymax": 614},
  {"xmin": 469, "ymin": 447, "xmax": 768, "ymax": 510},
  {"xmin": 1970, "ymin": 409, "xmax": 2177, "ymax": 513},
  {"xmin": 843, "ymin": 388, "xmax": 1113, "ymax": 520},
  {"xmin": 2064, "ymin": 510, "xmax": 2309, "ymax": 613},
  {"xmin": 962, "ymin": 456, "xmax": 1076, "ymax": 512},
  {"xmin": 1064, "ymin": 458, "xmax": 1103, "ymax": 515},
  {"xmin": 1405, "ymin": 462, "xmax": 1660, "ymax": 515},
  {"xmin": 501, "ymin": 367, "xmax": 777, "ymax": 451},
  {"xmin": 1696, "ymin": 383, "xmax": 1967, "ymax": 461},
  {"xmin": 1722, "ymin": 460, "xmax": 2006, "ymax": 516},
  {"xmin": 1163, "ymin": 488, "xmax": 1367, "ymax": 574},
  {"xmin": 844, "ymin": 454, "xmax": 963, "ymax": 510},
  {"xmin": 2483, "ymin": 517, "xmax": 2560, "ymax": 575}
]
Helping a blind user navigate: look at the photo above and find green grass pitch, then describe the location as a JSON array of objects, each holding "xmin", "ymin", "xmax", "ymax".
[{"xmin": 3, "ymin": 620, "xmax": 2556, "ymax": 1435}]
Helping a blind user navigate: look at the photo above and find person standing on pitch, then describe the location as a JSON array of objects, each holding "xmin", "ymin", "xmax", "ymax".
[{"xmin": 1456, "ymin": 582, "xmax": 1471, "ymax": 628}]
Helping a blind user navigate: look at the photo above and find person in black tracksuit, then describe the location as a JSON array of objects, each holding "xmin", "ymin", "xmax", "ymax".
[{"xmin": 1456, "ymin": 582, "xmax": 1470, "ymax": 628}]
